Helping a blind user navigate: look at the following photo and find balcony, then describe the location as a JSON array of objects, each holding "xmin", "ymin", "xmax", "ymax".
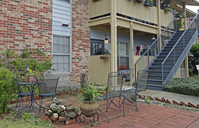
[{"xmin": 89, "ymin": 0, "xmax": 174, "ymax": 28}]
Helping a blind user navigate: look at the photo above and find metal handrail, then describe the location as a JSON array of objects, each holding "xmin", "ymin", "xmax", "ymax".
[
  {"xmin": 161, "ymin": 14, "xmax": 198, "ymax": 83},
  {"xmin": 134, "ymin": 17, "xmax": 177, "ymax": 82},
  {"xmin": 135, "ymin": 18, "xmax": 176, "ymax": 65}
]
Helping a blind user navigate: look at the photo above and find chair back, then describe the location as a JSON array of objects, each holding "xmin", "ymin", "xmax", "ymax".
[
  {"xmin": 135, "ymin": 70, "xmax": 148, "ymax": 92},
  {"xmin": 15, "ymin": 78, "xmax": 21, "ymax": 94},
  {"xmin": 106, "ymin": 72, "xmax": 124, "ymax": 99},
  {"xmin": 37, "ymin": 77, "xmax": 59, "ymax": 94}
]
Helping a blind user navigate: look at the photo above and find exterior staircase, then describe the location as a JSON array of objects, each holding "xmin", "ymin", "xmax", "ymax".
[{"xmin": 135, "ymin": 14, "xmax": 199, "ymax": 90}]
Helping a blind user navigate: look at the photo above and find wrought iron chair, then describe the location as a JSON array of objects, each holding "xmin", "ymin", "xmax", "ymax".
[
  {"xmin": 98, "ymin": 72, "xmax": 125, "ymax": 120},
  {"xmin": 122, "ymin": 70, "xmax": 149, "ymax": 111},
  {"xmin": 37, "ymin": 77, "xmax": 59, "ymax": 113},
  {"xmin": 15, "ymin": 78, "xmax": 32, "ymax": 113}
]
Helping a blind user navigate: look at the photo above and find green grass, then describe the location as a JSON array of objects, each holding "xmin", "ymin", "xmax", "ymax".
[
  {"xmin": 0, "ymin": 112, "xmax": 54, "ymax": 128},
  {"xmin": 163, "ymin": 76, "xmax": 199, "ymax": 97}
]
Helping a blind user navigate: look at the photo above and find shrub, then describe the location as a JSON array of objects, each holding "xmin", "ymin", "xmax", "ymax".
[
  {"xmin": 189, "ymin": 43, "xmax": 199, "ymax": 75},
  {"xmin": 163, "ymin": 76, "xmax": 199, "ymax": 97},
  {"xmin": 0, "ymin": 67, "xmax": 16, "ymax": 114}
]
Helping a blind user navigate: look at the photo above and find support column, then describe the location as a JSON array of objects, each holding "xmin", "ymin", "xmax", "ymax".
[
  {"xmin": 111, "ymin": 0, "xmax": 117, "ymax": 72},
  {"xmin": 157, "ymin": 0, "xmax": 161, "ymax": 51},
  {"xmin": 130, "ymin": 22, "xmax": 134, "ymax": 85},
  {"xmin": 183, "ymin": 3, "xmax": 189, "ymax": 77}
]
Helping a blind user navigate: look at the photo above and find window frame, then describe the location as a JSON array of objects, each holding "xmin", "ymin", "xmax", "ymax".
[
  {"xmin": 52, "ymin": 35, "xmax": 72, "ymax": 72},
  {"xmin": 90, "ymin": 39, "xmax": 105, "ymax": 55}
]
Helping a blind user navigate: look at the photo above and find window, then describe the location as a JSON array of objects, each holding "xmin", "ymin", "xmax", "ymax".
[
  {"xmin": 90, "ymin": 39, "xmax": 104, "ymax": 55},
  {"xmin": 117, "ymin": 42, "xmax": 129, "ymax": 69},
  {"xmin": 52, "ymin": 35, "xmax": 70, "ymax": 72}
]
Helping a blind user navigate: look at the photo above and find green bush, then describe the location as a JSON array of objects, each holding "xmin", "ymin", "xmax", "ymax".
[
  {"xmin": 0, "ymin": 67, "xmax": 16, "ymax": 114},
  {"xmin": 163, "ymin": 76, "xmax": 199, "ymax": 97},
  {"xmin": 189, "ymin": 43, "xmax": 199, "ymax": 75}
]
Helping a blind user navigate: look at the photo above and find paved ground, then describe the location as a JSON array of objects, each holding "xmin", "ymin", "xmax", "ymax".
[{"xmin": 37, "ymin": 93, "xmax": 199, "ymax": 128}]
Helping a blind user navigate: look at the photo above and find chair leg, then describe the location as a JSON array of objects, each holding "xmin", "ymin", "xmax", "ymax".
[
  {"xmin": 15, "ymin": 97, "xmax": 19, "ymax": 110},
  {"xmin": 39, "ymin": 96, "xmax": 43, "ymax": 113}
]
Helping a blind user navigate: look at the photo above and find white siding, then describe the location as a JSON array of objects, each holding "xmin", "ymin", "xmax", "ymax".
[{"xmin": 52, "ymin": 0, "xmax": 72, "ymax": 37}]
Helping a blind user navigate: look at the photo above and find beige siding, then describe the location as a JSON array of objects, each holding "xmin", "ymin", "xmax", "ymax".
[
  {"xmin": 89, "ymin": 55, "xmax": 111, "ymax": 85},
  {"xmin": 89, "ymin": 0, "xmax": 111, "ymax": 18}
]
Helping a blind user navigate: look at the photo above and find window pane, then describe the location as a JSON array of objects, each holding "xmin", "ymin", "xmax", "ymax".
[
  {"xmin": 52, "ymin": 55, "xmax": 70, "ymax": 72},
  {"xmin": 53, "ymin": 36, "xmax": 70, "ymax": 54},
  {"xmin": 53, "ymin": 35, "xmax": 70, "ymax": 72}
]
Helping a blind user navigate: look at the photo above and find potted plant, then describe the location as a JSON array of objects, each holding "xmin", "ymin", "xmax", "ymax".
[
  {"xmin": 136, "ymin": 0, "xmax": 142, "ymax": 2},
  {"xmin": 176, "ymin": 12, "xmax": 185, "ymax": 31},
  {"xmin": 144, "ymin": 0, "xmax": 153, "ymax": 7},
  {"xmin": 79, "ymin": 84, "xmax": 100, "ymax": 117}
]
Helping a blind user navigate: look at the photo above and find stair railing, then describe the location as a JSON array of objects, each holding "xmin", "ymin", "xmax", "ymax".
[
  {"xmin": 162, "ymin": 14, "xmax": 199, "ymax": 84},
  {"xmin": 134, "ymin": 18, "xmax": 177, "ymax": 83}
]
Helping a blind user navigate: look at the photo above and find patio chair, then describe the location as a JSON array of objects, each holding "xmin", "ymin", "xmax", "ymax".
[
  {"xmin": 98, "ymin": 72, "xmax": 125, "ymax": 120},
  {"xmin": 122, "ymin": 70, "xmax": 149, "ymax": 111},
  {"xmin": 15, "ymin": 78, "xmax": 32, "ymax": 112},
  {"xmin": 37, "ymin": 77, "xmax": 59, "ymax": 113}
]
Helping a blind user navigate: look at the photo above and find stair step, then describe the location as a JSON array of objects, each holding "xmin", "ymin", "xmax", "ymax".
[
  {"xmin": 149, "ymin": 66, "xmax": 172, "ymax": 70},
  {"xmin": 148, "ymin": 76, "xmax": 166, "ymax": 80},
  {"xmin": 147, "ymin": 80, "xmax": 162, "ymax": 85},
  {"xmin": 146, "ymin": 85, "xmax": 163, "ymax": 90}
]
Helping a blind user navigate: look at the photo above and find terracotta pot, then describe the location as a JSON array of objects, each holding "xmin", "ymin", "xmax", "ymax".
[{"xmin": 80, "ymin": 101, "xmax": 99, "ymax": 117}]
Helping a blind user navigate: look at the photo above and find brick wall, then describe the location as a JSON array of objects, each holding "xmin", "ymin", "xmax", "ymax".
[
  {"xmin": 71, "ymin": 0, "xmax": 90, "ymax": 83},
  {"xmin": 0, "ymin": 0, "xmax": 52, "ymax": 58}
]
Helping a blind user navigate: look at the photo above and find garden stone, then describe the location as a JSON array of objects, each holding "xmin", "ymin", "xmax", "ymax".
[
  {"xmin": 59, "ymin": 111, "xmax": 66, "ymax": 117},
  {"xmin": 65, "ymin": 111, "xmax": 76, "ymax": 119},
  {"xmin": 45, "ymin": 111, "xmax": 53, "ymax": 117},
  {"xmin": 53, "ymin": 113, "xmax": 59, "ymax": 119},
  {"xmin": 73, "ymin": 106, "xmax": 79, "ymax": 114},
  {"xmin": 65, "ymin": 104, "xmax": 75, "ymax": 112},
  {"xmin": 53, "ymin": 97, "xmax": 61, "ymax": 105}
]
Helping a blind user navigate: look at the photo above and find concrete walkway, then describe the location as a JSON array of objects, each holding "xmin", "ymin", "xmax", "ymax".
[{"xmin": 140, "ymin": 90, "xmax": 199, "ymax": 106}]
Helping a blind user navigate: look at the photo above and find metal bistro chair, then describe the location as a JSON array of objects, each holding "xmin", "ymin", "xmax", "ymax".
[
  {"xmin": 122, "ymin": 70, "xmax": 149, "ymax": 111},
  {"xmin": 15, "ymin": 78, "xmax": 32, "ymax": 113},
  {"xmin": 99, "ymin": 72, "xmax": 125, "ymax": 119},
  {"xmin": 37, "ymin": 77, "xmax": 59, "ymax": 113}
]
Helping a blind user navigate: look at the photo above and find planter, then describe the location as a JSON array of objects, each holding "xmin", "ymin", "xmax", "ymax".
[
  {"xmin": 136, "ymin": 0, "xmax": 142, "ymax": 2},
  {"xmin": 80, "ymin": 101, "xmax": 99, "ymax": 117},
  {"xmin": 100, "ymin": 55, "xmax": 109, "ymax": 60},
  {"xmin": 144, "ymin": 0, "xmax": 153, "ymax": 7}
]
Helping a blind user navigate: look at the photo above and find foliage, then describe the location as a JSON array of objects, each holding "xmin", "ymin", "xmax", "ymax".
[
  {"xmin": 0, "ymin": 112, "xmax": 53, "ymax": 128},
  {"xmin": 79, "ymin": 84, "xmax": 100, "ymax": 103},
  {"xmin": 80, "ymin": 73, "xmax": 87, "ymax": 87},
  {"xmin": 0, "ymin": 67, "xmax": 16, "ymax": 114},
  {"xmin": 164, "ymin": 8, "xmax": 172, "ymax": 14},
  {"xmin": 163, "ymin": 76, "xmax": 199, "ymax": 97},
  {"xmin": 176, "ymin": 12, "xmax": 185, "ymax": 30},
  {"xmin": 189, "ymin": 43, "xmax": 199, "ymax": 75},
  {"xmin": 0, "ymin": 48, "xmax": 52, "ymax": 80}
]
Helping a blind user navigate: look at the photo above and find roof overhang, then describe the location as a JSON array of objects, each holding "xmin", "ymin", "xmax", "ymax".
[{"xmin": 172, "ymin": 0, "xmax": 199, "ymax": 6}]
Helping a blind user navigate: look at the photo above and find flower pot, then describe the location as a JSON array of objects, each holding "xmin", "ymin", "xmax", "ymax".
[{"xmin": 80, "ymin": 101, "xmax": 99, "ymax": 117}]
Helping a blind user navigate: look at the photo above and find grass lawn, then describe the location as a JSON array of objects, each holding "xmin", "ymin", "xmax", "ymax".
[
  {"xmin": 0, "ymin": 112, "xmax": 54, "ymax": 128},
  {"xmin": 163, "ymin": 76, "xmax": 199, "ymax": 97}
]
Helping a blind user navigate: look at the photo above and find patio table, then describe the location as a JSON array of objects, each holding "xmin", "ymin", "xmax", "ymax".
[{"xmin": 18, "ymin": 82, "xmax": 38, "ymax": 115}]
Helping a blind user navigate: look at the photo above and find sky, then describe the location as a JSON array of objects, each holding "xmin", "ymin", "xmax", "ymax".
[{"xmin": 186, "ymin": 0, "xmax": 199, "ymax": 13}]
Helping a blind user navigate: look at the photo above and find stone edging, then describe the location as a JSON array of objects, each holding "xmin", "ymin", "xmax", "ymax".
[{"xmin": 138, "ymin": 95, "xmax": 199, "ymax": 109}]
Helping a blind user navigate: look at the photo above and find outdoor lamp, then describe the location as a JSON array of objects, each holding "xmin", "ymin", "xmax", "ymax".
[{"xmin": 104, "ymin": 35, "xmax": 109, "ymax": 44}]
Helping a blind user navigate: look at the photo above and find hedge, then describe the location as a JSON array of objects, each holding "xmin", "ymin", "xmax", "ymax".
[{"xmin": 163, "ymin": 76, "xmax": 199, "ymax": 97}]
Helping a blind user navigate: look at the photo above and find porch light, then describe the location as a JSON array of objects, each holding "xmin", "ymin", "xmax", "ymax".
[
  {"xmin": 104, "ymin": 35, "xmax": 109, "ymax": 44},
  {"xmin": 152, "ymin": 36, "xmax": 156, "ymax": 41}
]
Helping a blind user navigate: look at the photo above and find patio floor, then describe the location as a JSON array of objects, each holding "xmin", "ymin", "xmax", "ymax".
[{"xmin": 37, "ymin": 94, "xmax": 199, "ymax": 128}]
